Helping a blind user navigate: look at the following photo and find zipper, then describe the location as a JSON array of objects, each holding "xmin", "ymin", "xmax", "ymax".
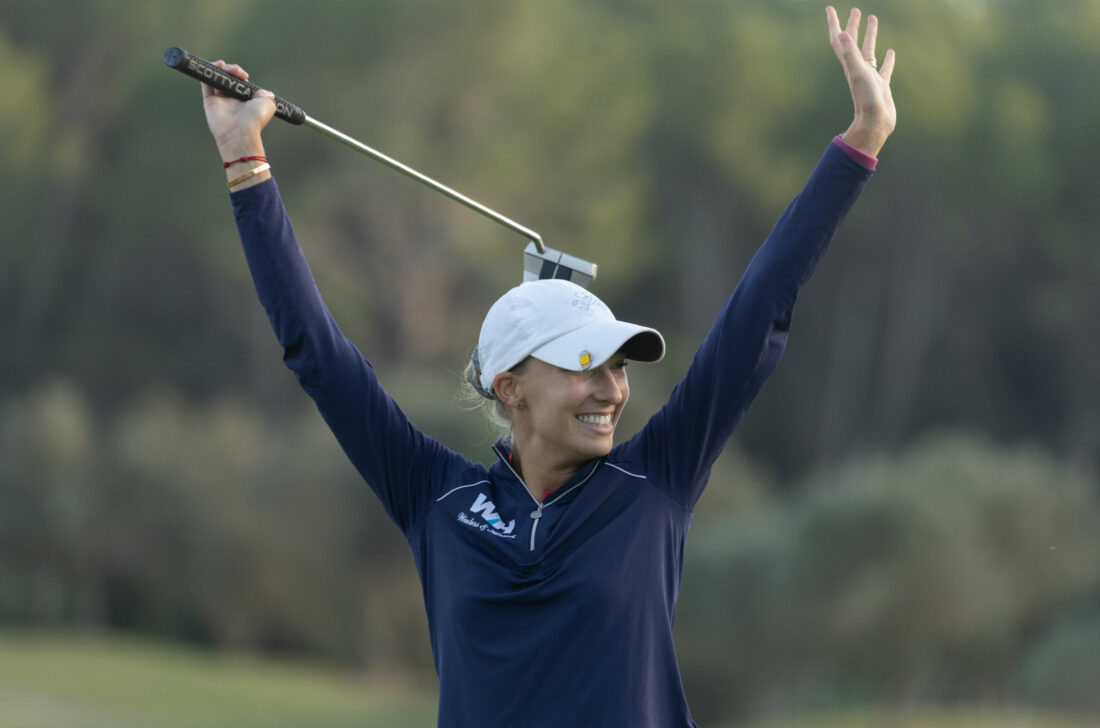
[
  {"xmin": 529, "ymin": 504, "xmax": 544, "ymax": 551},
  {"xmin": 493, "ymin": 444, "xmax": 601, "ymax": 552}
]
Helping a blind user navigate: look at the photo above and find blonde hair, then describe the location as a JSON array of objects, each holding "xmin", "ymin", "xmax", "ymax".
[{"xmin": 458, "ymin": 353, "xmax": 530, "ymax": 440}]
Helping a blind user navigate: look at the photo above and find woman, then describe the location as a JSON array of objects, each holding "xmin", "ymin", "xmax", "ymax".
[{"xmin": 201, "ymin": 7, "xmax": 894, "ymax": 726}]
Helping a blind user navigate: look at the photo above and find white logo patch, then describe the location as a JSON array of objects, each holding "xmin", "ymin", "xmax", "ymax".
[{"xmin": 458, "ymin": 493, "xmax": 516, "ymax": 539}]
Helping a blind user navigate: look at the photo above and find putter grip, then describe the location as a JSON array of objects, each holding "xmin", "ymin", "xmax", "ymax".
[{"xmin": 163, "ymin": 47, "xmax": 306, "ymax": 125}]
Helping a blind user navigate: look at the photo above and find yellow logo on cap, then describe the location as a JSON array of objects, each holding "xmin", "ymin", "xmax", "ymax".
[{"xmin": 579, "ymin": 350, "xmax": 592, "ymax": 369}]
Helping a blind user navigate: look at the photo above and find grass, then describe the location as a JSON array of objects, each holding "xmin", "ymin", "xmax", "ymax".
[
  {"xmin": 731, "ymin": 708, "xmax": 1100, "ymax": 728},
  {"xmin": 0, "ymin": 631, "xmax": 437, "ymax": 728},
  {"xmin": 2, "ymin": 632, "xmax": 1096, "ymax": 728}
]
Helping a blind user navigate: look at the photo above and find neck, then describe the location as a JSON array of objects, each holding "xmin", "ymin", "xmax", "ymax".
[{"xmin": 506, "ymin": 444, "xmax": 586, "ymax": 502}]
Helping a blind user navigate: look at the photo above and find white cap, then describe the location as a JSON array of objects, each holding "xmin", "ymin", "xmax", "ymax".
[{"xmin": 475, "ymin": 279, "xmax": 665, "ymax": 394}]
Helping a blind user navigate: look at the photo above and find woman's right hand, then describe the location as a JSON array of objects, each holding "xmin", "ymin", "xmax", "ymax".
[
  {"xmin": 826, "ymin": 6, "xmax": 896, "ymax": 157},
  {"xmin": 202, "ymin": 61, "xmax": 277, "ymax": 186}
]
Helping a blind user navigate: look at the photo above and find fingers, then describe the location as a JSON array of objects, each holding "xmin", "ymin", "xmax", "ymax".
[
  {"xmin": 826, "ymin": 5, "xmax": 841, "ymax": 36},
  {"xmin": 201, "ymin": 59, "xmax": 251, "ymax": 100},
  {"xmin": 827, "ymin": 7, "xmax": 891, "ymax": 76},
  {"xmin": 223, "ymin": 61, "xmax": 249, "ymax": 81},
  {"xmin": 826, "ymin": 6, "xmax": 860, "ymax": 65},
  {"xmin": 845, "ymin": 7, "xmax": 861, "ymax": 41},
  {"xmin": 879, "ymin": 47, "xmax": 896, "ymax": 83},
  {"xmin": 862, "ymin": 14, "xmax": 878, "ymax": 63},
  {"xmin": 220, "ymin": 62, "xmax": 275, "ymax": 107}
]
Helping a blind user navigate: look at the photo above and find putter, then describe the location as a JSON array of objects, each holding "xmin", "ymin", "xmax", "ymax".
[{"xmin": 164, "ymin": 47, "xmax": 597, "ymax": 287}]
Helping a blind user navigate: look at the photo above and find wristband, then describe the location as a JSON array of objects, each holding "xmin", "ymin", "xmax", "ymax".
[
  {"xmin": 223, "ymin": 155, "xmax": 267, "ymax": 169},
  {"xmin": 832, "ymin": 135, "xmax": 877, "ymax": 169},
  {"xmin": 227, "ymin": 162, "xmax": 271, "ymax": 189}
]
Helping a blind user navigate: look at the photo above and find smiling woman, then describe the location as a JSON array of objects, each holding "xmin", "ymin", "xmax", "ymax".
[
  {"xmin": 465, "ymin": 278, "xmax": 664, "ymax": 499},
  {"xmin": 196, "ymin": 6, "xmax": 895, "ymax": 728}
]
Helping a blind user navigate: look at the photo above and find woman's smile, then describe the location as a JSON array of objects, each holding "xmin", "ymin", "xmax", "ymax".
[{"xmin": 576, "ymin": 412, "xmax": 614, "ymax": 429}]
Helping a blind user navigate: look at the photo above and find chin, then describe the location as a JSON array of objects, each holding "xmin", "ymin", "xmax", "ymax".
[{"xmin": 582, "ymin": 437, "xmax": 615, "ymax": 458}]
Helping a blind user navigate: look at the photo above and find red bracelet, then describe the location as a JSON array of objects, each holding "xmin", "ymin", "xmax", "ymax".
[{"xmin": 223, "ymin": 155, "xmax": 267, "ymax": 169}]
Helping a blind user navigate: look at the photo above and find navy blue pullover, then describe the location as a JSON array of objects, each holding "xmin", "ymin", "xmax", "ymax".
[{"xmin": 230, "ymin": 141, "xmax": 873, "ymax": 727}]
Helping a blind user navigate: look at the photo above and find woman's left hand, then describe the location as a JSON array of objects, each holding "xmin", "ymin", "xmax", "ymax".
[{"xmin": 827, "ymin": 6, "xmax": 896, "ymax": 157}]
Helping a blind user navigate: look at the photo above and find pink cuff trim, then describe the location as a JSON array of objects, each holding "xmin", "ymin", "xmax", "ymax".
[{"xmin": 832, "ymin": 135, "xmax": 877, "ymax": 170}]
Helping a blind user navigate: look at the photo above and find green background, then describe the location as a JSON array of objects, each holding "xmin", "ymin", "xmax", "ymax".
[{"xmin": 1, "ymin": 0, "xmax": 1098, "ymax": 725}]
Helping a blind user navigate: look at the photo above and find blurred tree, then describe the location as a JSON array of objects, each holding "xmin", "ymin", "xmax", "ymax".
[
  {"xmin": 99, "ymin": 391, "xmax": 403, "ymax": 661},
  {"xmin": 0, "ymin": 382, "xmax": 97, "ymax": 625},
  {"xmin": 1, "ymin": 2, "xmax": 1100, "ymax": 722},
  {"xmin": 678, "ymin": 431, "xmax": 1100, "ymax": 722},
  {"xmin": 2, "ymin": 0, "xmax": 1098, "ymax": 476},
  {"xmin": 1016, "ymin": 611, "xmax": 1100, "ymax": 714}
]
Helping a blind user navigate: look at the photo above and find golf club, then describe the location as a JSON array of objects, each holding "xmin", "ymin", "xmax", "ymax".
[{"xmin": 164, "ymin": 47, "xmax": 597, "ymax": 287}]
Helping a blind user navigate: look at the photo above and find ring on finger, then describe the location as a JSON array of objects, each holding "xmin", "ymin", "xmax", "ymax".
[{"xmin": 864, "ymin": 55, "xmax": 878, "ymax": 68}]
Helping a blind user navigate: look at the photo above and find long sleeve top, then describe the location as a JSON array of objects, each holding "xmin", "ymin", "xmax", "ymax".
[{"xmin": 229, "ymin": 140, "xmax": 873, "ymax": 727}]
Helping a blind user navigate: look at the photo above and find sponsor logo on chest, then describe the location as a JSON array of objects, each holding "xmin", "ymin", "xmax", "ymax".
[{"xmin": 457, "ymin": 493, "xmax": 517, "ymax": 539}]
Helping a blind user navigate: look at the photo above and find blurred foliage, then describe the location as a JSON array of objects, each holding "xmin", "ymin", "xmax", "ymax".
[
  {"xmin": 679, "ymin": 432, "xmax": 1100, "ymax": 722},
  {"xmin": 2, "ymin": 0, "xmax": 1100, "ymax": 724},
  {"xmin": 1015, "ymin": 612, "xmax": 1100, "ymax": 714},
  {"xmin": 2, "ymin": 0, "xmax": 1099, "ymax": 467}
]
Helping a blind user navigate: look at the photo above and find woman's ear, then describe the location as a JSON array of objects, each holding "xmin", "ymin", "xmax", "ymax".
[{"xmin": 493, "ymin": 371, "xmax": 521, "ymax": 408}]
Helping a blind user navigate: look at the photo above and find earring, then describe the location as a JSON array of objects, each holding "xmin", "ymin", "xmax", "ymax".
[{"xmin": 516, "ymin": 402, "xmax": 524, "ymax": 409}]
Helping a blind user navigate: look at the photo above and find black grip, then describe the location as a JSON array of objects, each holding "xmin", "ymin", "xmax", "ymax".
[{"xmin": 163, "ymin": 47, "xmax": 306, "ymax": 125}]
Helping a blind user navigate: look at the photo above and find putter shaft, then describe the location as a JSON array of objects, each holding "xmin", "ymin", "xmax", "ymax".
[{"xmin": 305, "ymin": 116, "xmax": 545, "ymax": 254}]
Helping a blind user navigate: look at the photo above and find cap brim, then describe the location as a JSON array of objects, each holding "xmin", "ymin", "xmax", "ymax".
[{"xmin": 529, "ymin": 320, "xmax": 665, "ymax": 372}]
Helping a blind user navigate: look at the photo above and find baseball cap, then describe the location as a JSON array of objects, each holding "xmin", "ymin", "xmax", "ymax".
[{"xmin": 474, "ymin": 279, "xmax": 665, "ymax": 395}]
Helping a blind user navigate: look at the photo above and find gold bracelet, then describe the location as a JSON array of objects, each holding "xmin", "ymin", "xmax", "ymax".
[{"xmin": 227, "ymin": 162, "xmax": 271, "ymax": 189}]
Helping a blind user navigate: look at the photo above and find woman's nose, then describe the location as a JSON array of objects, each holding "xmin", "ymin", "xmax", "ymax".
[{"xmin": 592, "ymin": 365, "xmax": 625, "ymax": 404}]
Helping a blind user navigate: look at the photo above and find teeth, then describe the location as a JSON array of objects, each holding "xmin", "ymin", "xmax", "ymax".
[{"xmin": 577, "ymin": 414, "xmax": 612, "ymax": 426}]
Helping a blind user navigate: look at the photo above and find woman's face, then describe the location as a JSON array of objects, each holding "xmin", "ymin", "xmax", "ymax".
[{"xmin": 510, "ymin": 353, "xmax": 630, "ymax": 468}]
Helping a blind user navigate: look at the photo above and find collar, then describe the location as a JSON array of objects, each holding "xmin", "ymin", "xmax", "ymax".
[{"xmin": 491, "ymin": 439, "xmax": 602, "ymax": 506}]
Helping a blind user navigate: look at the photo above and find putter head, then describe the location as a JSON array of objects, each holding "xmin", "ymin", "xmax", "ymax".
[{"xmin": 523, "ymin": 242, "xmax": 598, "ymax": 288}]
